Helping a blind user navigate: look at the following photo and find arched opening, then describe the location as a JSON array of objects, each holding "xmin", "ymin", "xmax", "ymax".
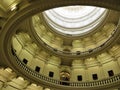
[{"xmin": 60, "ymin": 71, "xmax": 70, "ymax": 85}]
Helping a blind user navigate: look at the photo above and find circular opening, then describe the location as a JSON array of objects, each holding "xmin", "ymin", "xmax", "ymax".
[{"xmin": 43, "ymin": 6, "xmax": 108, "ymax": 36}]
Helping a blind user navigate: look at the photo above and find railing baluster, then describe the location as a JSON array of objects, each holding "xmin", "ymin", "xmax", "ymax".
[{"xmin": 13, "ymin": 53, "xmax": 120, "ymax": 88}]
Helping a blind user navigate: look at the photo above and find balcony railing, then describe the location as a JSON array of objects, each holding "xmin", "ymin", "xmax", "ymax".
[
  {"xmin": 33, "ymin": 20, "xmax": 120, "ymax": 58},
  {"xmin": 13, "ymin": 53, "xmax": 120, "ymax": 89}
]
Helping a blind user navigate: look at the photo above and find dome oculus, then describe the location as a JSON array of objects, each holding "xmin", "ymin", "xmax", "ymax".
[{"xmin": 43, "ymin": 6, "xmax": 108, "ymax": 36}]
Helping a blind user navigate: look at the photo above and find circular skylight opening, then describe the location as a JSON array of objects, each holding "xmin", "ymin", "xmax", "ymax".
[{"xmin": 43, "ymin": 6, "xmax": 108, "ymax": 36}]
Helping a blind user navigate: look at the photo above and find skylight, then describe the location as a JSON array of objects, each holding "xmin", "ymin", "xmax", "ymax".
[{"xmin": 43, "ymin": 6, "xmax": 108, "ymax": 36}]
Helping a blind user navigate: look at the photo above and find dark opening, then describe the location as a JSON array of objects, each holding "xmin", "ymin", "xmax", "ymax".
[
  {"xmin": 11, "ymin": 49, "xmax": 16, "ymax": 56},
  {"xmin": 76, "ymin": 51, "xmax": 81, "ymax": 55},
  {"xmin": 108, "ymin": 70, "xmax": 114, "ymax": 77},
  {"xmin": 0, "ymin": 26, "xmax": 2, "ymax": 30},
  {"xmin": 64, "ymin": 49, "xmax": 70, "ymax": 52},
  {"xmin": 100, "ymin": 43, "xmax": 105, "ymax": 47},
  {"xmin": 23, "ymin": 58, "xmax": 28, "ymax": 64},
  {"xmin": 92, "ymin": 74, "xmax": 98, "ymax": 80},
  {"xmin": 35, "ymin": 66, "xmax": 40, "ymax": 73},
  {"xmin": 60, "ymin": 81, "xmax": 70, "ymax": 86},
  {"xmin": 49, "ymin": 71, "xmax": 54, "ymax": 77},
  {"xmin": 53, "ymin": 48, "xmax": 57, "ymax": 52},
  {"xmin": 61, "ymin": 76, "xmax": 69, "ymax": 81},
  {"xmin": 77, "ymin": 75, "xmax": 82, "ymax": 81},
  {"xmin": 89, "ymin": 49, "xmax": 93, "ymax": 53}
]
